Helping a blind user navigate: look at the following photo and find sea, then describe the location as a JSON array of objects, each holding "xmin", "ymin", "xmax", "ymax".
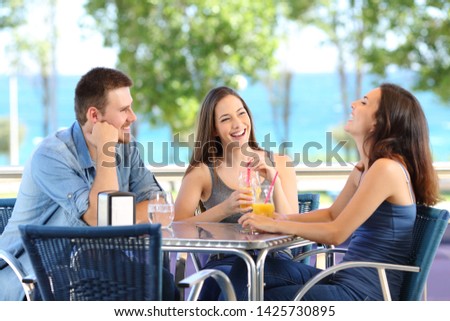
[{"xmin": 1, "ymin": 71, "xmax": 449, "ymax": 167}]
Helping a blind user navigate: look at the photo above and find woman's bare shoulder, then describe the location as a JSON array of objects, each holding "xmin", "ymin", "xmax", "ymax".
[
  {"xmin": 369, "ymin": 158, "xmax": 404, "ymax": 174},
  {"xmin": 183, "ymin": 163, "xmax": 212, "ymax": 183}
]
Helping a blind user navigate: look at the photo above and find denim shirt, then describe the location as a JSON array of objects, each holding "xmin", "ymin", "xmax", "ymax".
[{"xmin": 0, "ymin": 121, "xmax": 161, "ymax": 300}]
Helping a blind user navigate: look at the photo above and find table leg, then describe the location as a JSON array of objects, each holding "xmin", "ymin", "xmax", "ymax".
[
  {"xmin": 162, "ymin": 247, "xmax": 258, "ymax": 301},
  {"xmin": 233, "ymin": 250, "xmax": 257, "ymax": 301},
  {"xmin": 255, "ymin": 249, "xmax": 270, "ymax": 301}
]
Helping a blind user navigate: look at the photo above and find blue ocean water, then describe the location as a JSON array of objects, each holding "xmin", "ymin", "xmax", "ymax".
[{"xmin": 0, "ymin": 72, "xmax": 449, "ymax": 166}]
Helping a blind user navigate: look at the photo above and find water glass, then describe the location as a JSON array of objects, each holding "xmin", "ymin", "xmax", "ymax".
[{"xmin": 148, "ymin": 191, "xmax": 174, "ymax": 229}]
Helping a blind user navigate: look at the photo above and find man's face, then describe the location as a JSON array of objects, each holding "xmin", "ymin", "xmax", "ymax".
[{"xmin": 98, "ymin": 87, "xmax": 136, "ymax": 144}]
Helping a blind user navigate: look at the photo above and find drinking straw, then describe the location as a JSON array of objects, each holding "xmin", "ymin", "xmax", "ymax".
[
  {"xmin": 265, "ymin": 171, "xmax": 278, "ymax": 203},
  {"xmin": 245, "ymin": 160, "xmax": 252, "ymax": 187}
]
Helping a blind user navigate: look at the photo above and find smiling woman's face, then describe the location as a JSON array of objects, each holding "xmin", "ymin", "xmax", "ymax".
[{"xmin": 214, "ymin": 94, "xmax": 252, "ymax": 147}]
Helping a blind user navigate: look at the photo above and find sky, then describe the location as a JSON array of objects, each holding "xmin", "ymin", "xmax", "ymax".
[{"xmin": 0, "ymin": 1, "xmax": 337, "ymax": 76}]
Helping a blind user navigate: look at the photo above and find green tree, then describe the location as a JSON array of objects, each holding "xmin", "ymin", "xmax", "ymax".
[
  {"xmin": 289, "ymin": 0, "xmax": 450, "ymax": 106},
  {"xmin": 83, "ymin": 0, "xmax": 279, "ymax": 137},
  {"xmin": 362, "ymin": 0, "xmax": 450, "ymax": 103},
  {"xmin": 284, "ymin": 0, "xmax": 450, "ymax": 161},
  {"xmin": 0, "ymin": 0, "xmax": 26, "ymax": 29}
]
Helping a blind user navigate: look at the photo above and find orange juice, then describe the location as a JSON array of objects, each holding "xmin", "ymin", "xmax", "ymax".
[{"xmin": 252, "ymin": 203, "xmax": 275, "ymax": 218}]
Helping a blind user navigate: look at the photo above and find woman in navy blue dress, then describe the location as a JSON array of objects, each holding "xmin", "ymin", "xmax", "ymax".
[{"xmin": 229, "ymin": 83, "xmax": 440, "ymax": 300}]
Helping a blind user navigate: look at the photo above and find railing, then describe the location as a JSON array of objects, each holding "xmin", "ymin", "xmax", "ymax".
[
  {"xmin": 2, "ymin": 162, "xmax": 450, "ymax": 193},
  {"xmin": 2, "ymin": 163, "xmax": 450, "ymax": 215}
]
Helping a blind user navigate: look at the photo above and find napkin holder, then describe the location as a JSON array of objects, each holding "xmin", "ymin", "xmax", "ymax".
[{"xmin": 97, "ymin": 191, "xmax": 136, "ymax": 226}]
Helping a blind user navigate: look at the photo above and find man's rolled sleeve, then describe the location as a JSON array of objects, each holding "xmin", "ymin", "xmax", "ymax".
[{"xmin": 31, "ymin": 147, "xmax": 91, "ymax": 222}]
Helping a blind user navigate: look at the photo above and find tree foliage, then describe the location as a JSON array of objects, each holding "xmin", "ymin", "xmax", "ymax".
[
  {"xmin": 362, "ymin": 0, "xmax": 450, "ymax": 103},
  {"xmin": 0, "ymin": 0, "xmax": 26, "ymax": 29},
  {"xmin": 286, "ymin": 0, "xmax": 450, "ymax": 106},
  {"xmin": 83, "ymin": 0, "xmax": 279, "ymax": 136},
  {"xmin": 285, "ymin": 0, "xmax": 450, "ymax": 161}
]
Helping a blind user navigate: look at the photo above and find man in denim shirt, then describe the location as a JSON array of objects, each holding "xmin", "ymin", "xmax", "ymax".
[{"xmin": 0, "ymin": 67, "xmax": 178, "ymax": 300}]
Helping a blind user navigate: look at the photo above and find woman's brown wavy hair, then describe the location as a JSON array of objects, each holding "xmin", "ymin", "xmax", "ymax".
[{"xmin": 362, "ymin": 83, "xmax": 439, "ymax": 205}]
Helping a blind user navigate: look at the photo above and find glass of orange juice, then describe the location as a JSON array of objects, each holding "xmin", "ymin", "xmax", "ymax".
[
  {"xmin": 238, "ymin": 167, "xmax": 261, "ymax": 234},
  {"xmin": 238, "ymin": 167, "xmax": 259, "ymax": 214},
  {"xmin": 240, "ymin": 183, "xmax": 274, "ymax": 234},
  {"xmin": 252, "ymin": 183, "xmax": 274, "ymax": 219}
]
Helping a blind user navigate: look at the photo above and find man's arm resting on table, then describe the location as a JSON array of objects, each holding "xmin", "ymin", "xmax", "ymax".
[{"xmin": 82, "ymin": 152, "xmax": 119, "ymax": 226}]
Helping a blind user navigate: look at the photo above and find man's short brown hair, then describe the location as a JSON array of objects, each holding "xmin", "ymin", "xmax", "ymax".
[{"xmin": 74, "ymin": 67, "xmax": 133, "ymax": 125}]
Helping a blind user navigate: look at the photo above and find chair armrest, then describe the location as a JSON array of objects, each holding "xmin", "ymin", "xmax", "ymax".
[
  {"xmin": 178, "ymin": 269, "xmax": 236, "ymax": 301},
  {"xmin": 174, "ymin": 252, "xmax": 208, "ymax": 301},
  {"xmin": 294, "ymin": 261, "xmax": 420, "ymax": 301},
  {"xmin": 0, "ymin": 249, "xmax": 36, "ymax": 301},
  {"xmin": 174, "ymin": 253, "xmax": 204, "ymax": 283},
  {"xmin": 292, "ymin": 247, "xmax": 348, "ymax": 263}
]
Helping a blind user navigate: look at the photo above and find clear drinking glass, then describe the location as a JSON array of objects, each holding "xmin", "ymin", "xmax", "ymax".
[
  {"xmin": 238, "ymin": 167, "xmax": 259, "ymax": 214},
  {"xmin": 148, "ymin": 191, "xmax": 174, "ymax": 229},
  {"xmin": 238, "ymin": 167, "xmax": 260, "ymax": 234},
  {"xmin": 241, "ymin": 183, "xmax": 275, "ymax": 235},
  {"xmin": 252, "ymin": 182, "xmax": 275, "ymax": 218}
]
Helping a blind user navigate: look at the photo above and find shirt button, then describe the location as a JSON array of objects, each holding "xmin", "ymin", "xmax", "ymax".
[{"xmin": 67, "ymin": 193, "xmax": 73, "ymax": 199}]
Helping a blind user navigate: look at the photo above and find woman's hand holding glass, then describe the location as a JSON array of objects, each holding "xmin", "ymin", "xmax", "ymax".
[
  {"xmin": 240, "ymin": 182, "xmax": 275, "ymax": 234},
  {"xmin": 238, "ymin": 210, "xmax": 279, "ymax": 234},
  {"xmin": 239, "ymin": 184, "xmax": 280, "ymax": 234},
  {"xmin": 239, "ymin": 183, "xmax": 288, "ymax": 233},
  {"xmin": 220, "ymin": 189, "xmax": 254, "ymax": 217}
]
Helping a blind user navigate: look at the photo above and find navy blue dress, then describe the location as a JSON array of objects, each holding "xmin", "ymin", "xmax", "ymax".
[{"xmin": 330, "ymin": 201, "xmax": 416, "ymax": 300}]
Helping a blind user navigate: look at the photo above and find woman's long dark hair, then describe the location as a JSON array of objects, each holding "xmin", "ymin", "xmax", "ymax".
[
  {"xmin": 185, "ymin": 86, "xmax": 261, "ymax": 176},
  {"xmin": 363, "ymin": 83, "xmax": 439, "ymax": 205}
]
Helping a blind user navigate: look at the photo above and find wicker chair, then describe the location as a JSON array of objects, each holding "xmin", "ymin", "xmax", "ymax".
[
  {"xmin": 0, "ymin": 198, "xmax": 16, "ymax": 235},
  {"xmin": 0, "ymin": 223, "xmax": 236, "ymax": 301},
  {"xmin": 290, "ymin": 193, "xmax": 321, "ymax": 263}
]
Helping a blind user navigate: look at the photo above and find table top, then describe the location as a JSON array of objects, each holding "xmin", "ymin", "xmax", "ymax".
[{"xmin": 162, "ymin": 221, "xmax": 308, "ymax": 250}]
